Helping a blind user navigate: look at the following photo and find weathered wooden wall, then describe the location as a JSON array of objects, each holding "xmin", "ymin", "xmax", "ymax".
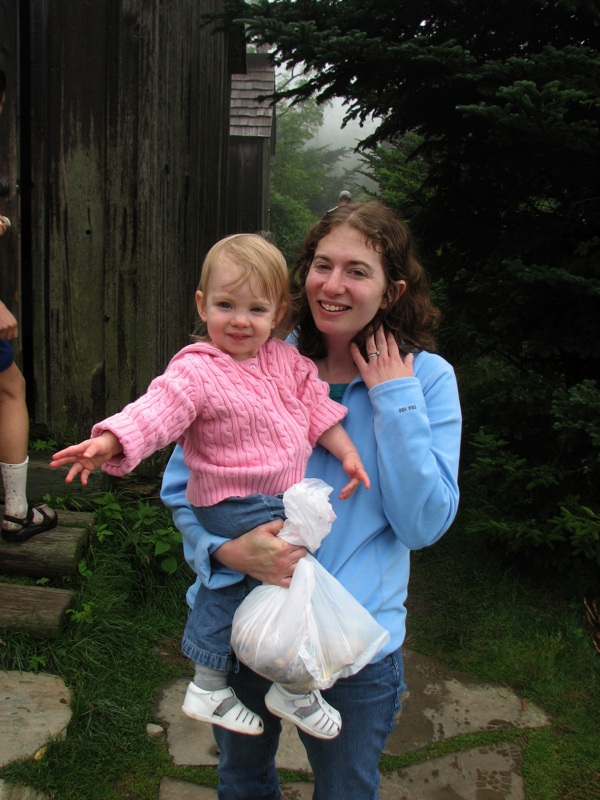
[
  {"xmin": 0, "ymin": 2, "xmax": 23, "ymax": 365},
  {"xmin": 19, "ymin": 0, "xmax": 236, "ymax": 442}
]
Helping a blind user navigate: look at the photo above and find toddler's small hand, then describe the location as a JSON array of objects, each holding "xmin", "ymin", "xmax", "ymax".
[
  {"xmin": 50, "ymin": 432, "xmax": 122, "ymax": 485},
  {"xmin": 339, "ymin": 452, "xmax": 370, "ymax": 499}
]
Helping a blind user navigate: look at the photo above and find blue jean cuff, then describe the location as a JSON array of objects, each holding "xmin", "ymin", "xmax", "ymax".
[{"xmin": 181, "ymin": 633, "xmax": 234, "ymax": 671}]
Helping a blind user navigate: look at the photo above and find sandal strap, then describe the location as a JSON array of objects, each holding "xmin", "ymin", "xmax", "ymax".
[
  {"xmin": 31, "ymin": 504, "xmax": 55, "ymax": 526},
  {"xmin": 2, "ymin": 505, "xmax": 35, "ymax": 529},
  {"xmin": 2, "ymin": 504, "xmax": 58, "ymax": 542}
]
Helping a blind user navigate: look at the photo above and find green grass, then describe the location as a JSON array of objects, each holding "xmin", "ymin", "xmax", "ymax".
[{"xmin": 1, "ymin": 495, "xmax": 599, "ymax": 798}]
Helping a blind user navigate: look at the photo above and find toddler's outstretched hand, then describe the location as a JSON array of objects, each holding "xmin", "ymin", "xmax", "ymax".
[
  {"xmin": 339, "ymin": 451, "xmax": 370, "ymax": 500},
  {"xmin": 50, "ymin": 431, "xmax": 122, "ymax": 485}
]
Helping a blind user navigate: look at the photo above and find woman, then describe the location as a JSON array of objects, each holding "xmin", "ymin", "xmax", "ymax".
[{"xmin": 161, "ymin": 201, "xmax": 462, "ymax": 799}]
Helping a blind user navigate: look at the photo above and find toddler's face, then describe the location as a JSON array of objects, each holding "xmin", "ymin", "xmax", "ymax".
[{"xmin": 196, "ymin": 257, "xmax": 283, "ymax": 361}]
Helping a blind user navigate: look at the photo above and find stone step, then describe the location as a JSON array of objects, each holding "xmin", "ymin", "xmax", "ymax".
[{"xmin": 0, "ymin": 583, "xmax": 76, "ymax": 637}]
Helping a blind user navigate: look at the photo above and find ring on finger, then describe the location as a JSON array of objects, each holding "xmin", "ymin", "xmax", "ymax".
[{"xmin": 367, "ymin": 351, "xmax": 380, "ymax": 359}]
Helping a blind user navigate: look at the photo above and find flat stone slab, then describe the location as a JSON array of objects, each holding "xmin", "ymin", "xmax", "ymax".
[
  {"xmin": 155, "ymin": 678, "xmax": 312, "ymax": 771},
  {"xmin": 0, "ymin": 779, "xmax": 46, "ymax": 800},
  {"xmin": 0, "ymin": 671, "xmax": 71, "ymax": 767},
  {"xmin": 158, "ymin": 778, "xmax": 316, "ymax": 800},
  {"xmin": 155, "ymin": 679, "xmax": 220, "ymax": 767},
  {"xmin": 0, "ymin": 781, "xmax": 47, "ymax": 800},
  {"xmin": 385, "ymin": 649, "xmax": 549, "ymax": 755},
  {"xmin": 159, "ymin": 778, "xmax": 216, "ymax": 800},
  {"xmin": 381, "ymin": 741, "xmax": 525, "ymax": 799},
  {"xmin": 159, "ymin": 740, "xmax": 526, "ymax": 800}
]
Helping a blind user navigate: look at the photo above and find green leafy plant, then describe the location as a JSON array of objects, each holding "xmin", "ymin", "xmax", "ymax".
[
  {"xmin": 30, "ymin": 438, "xmax": 57, "ymax": 452},
  {"xmin": 65, "ymin": 601, "xmax": 95, "ymax": 625},
  {"xmin": 77, "ymin": 558, "xmax": 93, "ymax": 579},
  {"xmin": 42, "ymin": 492, "xmax": 75, "ymax": 511},
  {"xmin": 90, "ymin": 491, "xmax": 184, "ymax": 593},
  {"xmin": 27, "ymin": 654, "xmax": 47, "ymax": 672}
]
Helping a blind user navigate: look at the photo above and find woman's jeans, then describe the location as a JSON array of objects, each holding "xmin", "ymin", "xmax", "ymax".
[
  {"xmin": 182, "ymin": 493, "xmax": 285, "ymax": 669},
  {"xmin": 213, "ymin": 648, "xmax": 406, "ymax": 800}
]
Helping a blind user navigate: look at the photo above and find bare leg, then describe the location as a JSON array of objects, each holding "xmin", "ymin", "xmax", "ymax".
[
  {"xmin": 0, "ymin": 362, "xmax": 31, "ymax": 523},
  {"xmin": 0, "ymin": 362, "xmax": 55, "ymax": 533},
  {"xmin": 0, "ymin": 362, "xmax": 29, "ymax": 465}
]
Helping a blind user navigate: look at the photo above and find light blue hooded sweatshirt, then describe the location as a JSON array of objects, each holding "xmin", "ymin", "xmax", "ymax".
[{"xmin": 160, "ymin": 349, "xmax": 461, "ymax": 659}]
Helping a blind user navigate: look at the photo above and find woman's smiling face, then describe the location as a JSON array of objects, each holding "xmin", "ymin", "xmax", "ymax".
[{"xmin": 305, "ymin": 225, "xmax": 389, "ymax": 344}]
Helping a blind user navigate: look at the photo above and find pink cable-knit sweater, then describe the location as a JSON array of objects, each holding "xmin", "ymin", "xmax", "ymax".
[{"xmin": 92, "ymin": 338, "xmax": 347, "ymax": 507}]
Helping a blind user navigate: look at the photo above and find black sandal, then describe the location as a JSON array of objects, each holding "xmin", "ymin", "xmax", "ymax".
[{"xmin": 1, "ymin": 503, "xmax": 58, "ymax": 543}]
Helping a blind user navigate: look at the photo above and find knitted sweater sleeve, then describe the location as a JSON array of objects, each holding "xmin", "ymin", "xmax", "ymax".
[
  {"xmin": 285, "ymin": 345, "xmax": 347, "ymax": 445},
  {"xmin": 91, "ymin": 354, "xmax": 203, "ymax": 475}
]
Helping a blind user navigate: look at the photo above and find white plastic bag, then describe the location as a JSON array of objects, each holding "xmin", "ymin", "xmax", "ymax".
[
  {"xmin": 278, "ymin": 477, "xmax": 337, "ymax": 551},
  {"xmin": 231, "ymin": 479, "xmax": 390, "ymax": 691}
]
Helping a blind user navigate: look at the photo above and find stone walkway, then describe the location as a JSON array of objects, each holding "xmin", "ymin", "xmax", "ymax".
[
  {"xmin": 0, "ymin": 455, "xmax": 552, "ymax": 797},
  {"xmin": 0, "ymin": 648, "xmax": 550, "ymax": 800}
]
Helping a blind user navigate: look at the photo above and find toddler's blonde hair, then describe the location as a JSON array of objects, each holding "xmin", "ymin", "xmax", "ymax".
[
  {"xmin": 199, "ymin": 234, "xmax": 288, "ymax": 305},
  {"xmin": 193, "ymin": 233, "xmax": 290, "ymax": 340}
]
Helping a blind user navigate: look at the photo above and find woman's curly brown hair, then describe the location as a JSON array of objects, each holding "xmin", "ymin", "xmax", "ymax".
[{"xmin": 289, "ymin": 201, "xmax": 441, "ymax": 360}]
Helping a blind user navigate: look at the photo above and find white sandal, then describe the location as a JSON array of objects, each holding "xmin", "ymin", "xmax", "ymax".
[
  {"xmin": 182, "ymin": 683, "xmax": 264, "ymax": 735},
  {"xmin": 265, "ymin": 683, "xmax": 342, "ymax": 739}
]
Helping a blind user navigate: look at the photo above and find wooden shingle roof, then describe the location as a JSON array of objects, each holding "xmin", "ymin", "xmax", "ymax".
[{"xmin": 230, "ymin": 53, "xmax": 275, "ymax": 138}]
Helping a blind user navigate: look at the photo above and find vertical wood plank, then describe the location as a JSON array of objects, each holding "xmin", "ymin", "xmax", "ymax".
[
  {"xmin": 0, "ymin": 2, "xmax": 22, "ymax": 365},
  {"xmin": 31, "ymin": 0, "xmax": 110, "ymax": 437}
]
